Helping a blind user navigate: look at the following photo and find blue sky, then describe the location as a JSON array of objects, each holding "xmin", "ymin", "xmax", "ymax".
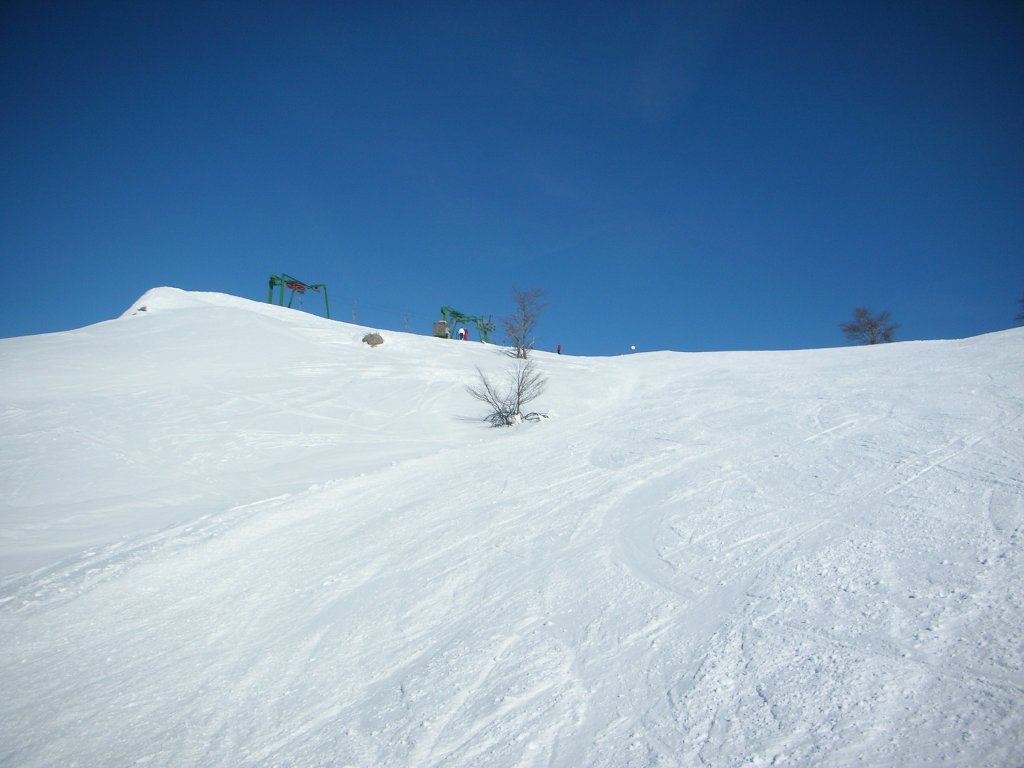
[{"xmin": 2, "ymin": 1, "xmax": 1022, "ymax": 355}]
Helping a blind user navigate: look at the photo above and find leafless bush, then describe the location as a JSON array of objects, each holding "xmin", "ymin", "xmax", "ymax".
[
  {"xmin": 466, "ymin": 359, "xmax": 548, "ymax": 427},
  {"xmin": 840, "ymin": 307, "xmax": 899, "ymax": 345},
  {"xmin": 502, "ymin": 287, "xmax": 545, "ymax": 359}
]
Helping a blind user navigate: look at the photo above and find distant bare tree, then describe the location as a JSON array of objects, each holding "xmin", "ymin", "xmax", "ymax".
[
  {"xmin": 1016, "ymin": 292, "xmax": 1024, "ymax": 323},
  {"xmin": 502, "ymin": 287, "xmax": 546, "ymax": 359},
  {"xmin": 466, "ymin": 359, "xmax": 547, "ymax": 427},
  {"xmin": 840, "ymin": 307, "xmax": 899, "ymax": 345}
]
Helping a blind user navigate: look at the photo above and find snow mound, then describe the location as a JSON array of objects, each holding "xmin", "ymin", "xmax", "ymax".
[
  {"xmin": 121, "ymin": 286, "xmax": 331, "ymax": 324},
  {"xmin": 1, "ymin": 290, "xmax": 1022, "ymax": 767}
]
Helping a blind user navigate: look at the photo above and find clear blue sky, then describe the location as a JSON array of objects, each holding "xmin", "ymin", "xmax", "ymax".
[{"xmin": 2, "ymin": 1, "xmax": 1022, "ymax": 355}]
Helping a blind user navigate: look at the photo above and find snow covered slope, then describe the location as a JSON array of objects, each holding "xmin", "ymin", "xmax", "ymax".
[{"xmin": 1, "ymin": 288, "xmax": 1022, "ymax": 767}]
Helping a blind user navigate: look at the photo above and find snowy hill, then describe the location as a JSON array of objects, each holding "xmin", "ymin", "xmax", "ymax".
[{"xmin": 1, "ymin": 288, "xmax": 1022, "ymax": 767}]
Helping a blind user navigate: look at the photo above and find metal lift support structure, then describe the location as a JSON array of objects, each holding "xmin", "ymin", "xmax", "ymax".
[
  {"xmin": 439, "ymin": 306, "xmax": 495, "ymax": 343},
  {"xmin": 268, "ymin": 273, "xmax": 331, "ymax": 319}
]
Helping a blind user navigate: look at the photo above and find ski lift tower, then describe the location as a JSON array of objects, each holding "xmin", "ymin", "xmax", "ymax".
[
  {"xmin": 268, "ymin": 273, "xmax": 331, "ymax": 319},
  {"xmin": 436, "ymin": 306, "xmax": 495, "ymax": 342}
]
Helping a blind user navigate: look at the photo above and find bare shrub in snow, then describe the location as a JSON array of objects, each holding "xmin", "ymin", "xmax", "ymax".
[
  {"xmin": 467, "ymin": 359, "xmax": 547, "ymax": 427},
  {"xmin": 502, "ymin": 287, "xmax": 545, "ymax": 359},
  {"xmin": 840, "ymin": 307, "xmax": 899, "ymax": 345}
]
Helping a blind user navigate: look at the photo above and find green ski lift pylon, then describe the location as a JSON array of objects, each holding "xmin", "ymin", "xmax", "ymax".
[
  {"xmin": 268, "ymin": 274, "xmax": 331, "ymax": 319},
  {"xmin": 438, "ymin": 306, "xmax": 495, "ymax": 342}
]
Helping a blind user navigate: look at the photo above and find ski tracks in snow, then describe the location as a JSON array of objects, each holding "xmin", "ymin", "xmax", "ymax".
[
  {"xmin": 555, "ymin": 364, "xmax": 1024, "ymax": 765},
  {"xmin": 2, "ymin": 305, "xmax": 1023, "ymax": 767}
]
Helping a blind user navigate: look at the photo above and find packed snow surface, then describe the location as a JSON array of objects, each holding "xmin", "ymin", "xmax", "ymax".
[{"xmin": 1, "ymin": 288, "xmax": 1022, "ymax": 767}]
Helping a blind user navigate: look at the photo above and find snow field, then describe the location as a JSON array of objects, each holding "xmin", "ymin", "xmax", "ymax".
[{"xmin": 1, "ymin": 288, "xmax": 1022, "ymax": 766}]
